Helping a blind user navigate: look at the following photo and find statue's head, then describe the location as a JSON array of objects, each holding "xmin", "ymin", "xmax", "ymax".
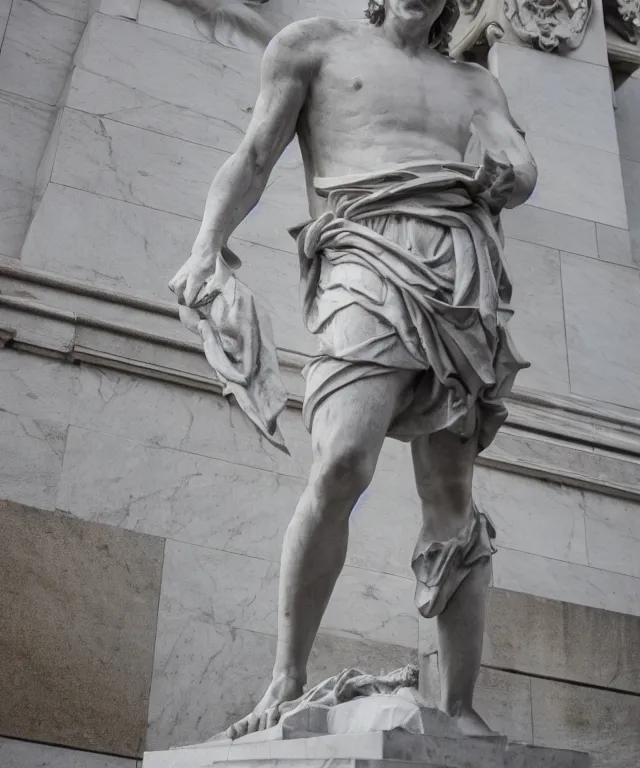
[{"xmin": 365, "ymin": 0, "xmax": 460, "ymax": 54}]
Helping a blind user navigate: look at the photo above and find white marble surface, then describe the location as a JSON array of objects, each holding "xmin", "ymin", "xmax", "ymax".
[
  {"xmin": 22, "ymin": 184, "xmax": 313, "ymax": 354},
  {"xmin": 596, "ymin": 224, "xmax": 636, "ymax": 268},
  {"xmin": 0, "ymin": 737, "xmax": 137, "ymax": 768},
  {"xmin": 490, "ymin": 43, "xmax": 618, "ymax": 154},
  {"xmin": 56, "ymin": 425, "xmax": 306, "ymax": 562},
  {"xmin": 485, "ymin": 426, "xmax": 640, "ymax": 498},
  {"xmin": 0, "ymin": 348, "xmax": 74, "ymax": 422},
  {"xmin": 50, "ymin": 108, "xmax": 307, "ymax": 254},
  {"xmin": 89, "ymin": 0, "xmax": 139, "ymax": 19},
  {"xmin": 493, "ymin": 546, "xmax": 640, "ymax": 617},
  {"xmin": 137, "ymin": 0, "xmax": 360, "ymax": 42},
  {"xmin": 323, "ymin": 565, "xmax": 417, "ymax": 649},
  {"xmin": 147, "ymin": 617, "xmax": 277, "ymax": 750},
  {"xmin": 70, "ymin": 365, "xmax": 312, "ymax": 478},
  {"xmin": 0, "ymin": 409, "xmax": 65, "ymax": 510},
  {"xmin": 525, "ymin": 133, "xmax": 628, "ymax": 229},
  {"xmin": 584, "ymin": 493, "xmax": 640, "ymax": 579},
  {"xmin": 159, "ymin": 539, "xmax": 280, "ymax": 638},
  {"xmin": 615, "ymin": 74, "xmax": 640, "ymax": 164},
  {"xmin": 0, "ymin": 91, "xmax": 55, "ymax": 257},
  {"xmin": 0, "ymin": 0, "xmax": 11, "ymax": 47},
  {"xmin": 562, "ymin": 252, "xmax": 640, "ymax": 409},
  {"xmin": 71, "ymin": 13, "xmax": 260, "ymax": 152},
  {"xmin": 503, "ymin": 238, "xmax": 570, "ymax": 395},
  {"xmin": 0, "ymin": 0, "xmax": 84, "ymax": 105},
  {"xmin": 474, "ymin": 467, "xmax": 588, "ymax": 565},
  {"xmin": 621, "ymin": 159, "xmax": 640, "ymax": 262},
  {"xmin": 501, "ymin": 204, "xmax": 598, "ymax": 259}
]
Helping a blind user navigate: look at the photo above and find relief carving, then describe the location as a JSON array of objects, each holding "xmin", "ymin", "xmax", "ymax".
[{"xmin": 504, "ymin": 0, "xmax": 593, "ymax": 52}]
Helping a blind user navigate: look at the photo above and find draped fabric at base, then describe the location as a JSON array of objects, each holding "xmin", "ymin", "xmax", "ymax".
[{"xmin": 291, "ymin": 162, "xmax": 529, "ymax": 451}]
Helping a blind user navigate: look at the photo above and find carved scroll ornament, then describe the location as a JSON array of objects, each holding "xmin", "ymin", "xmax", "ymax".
[
  {"xmin": 504, "ymin": 0, "xmax": 593, "ymax": 52},
  {"xmin": 604, "ymin": 0, "xmax": 640, "ymax": 43}
]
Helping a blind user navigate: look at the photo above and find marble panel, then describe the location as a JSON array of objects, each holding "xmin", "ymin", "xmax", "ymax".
[
  {"xmin": 492, "ymin": 546, "xmax": 640, "ymax": 617},
  {"xmin": 0, "ymin": 0, "xmax": 11, "ymax": 47},
  {"xmin": 50, "ymin": 108, "xmax": 307, "ymax": 253},
  {"xmin": 490, "ymin": 43, "xmax": 617, "ymax": 153},
  {"xmin": 500, "ymin": 205, "xmax": 598, "ymax": 259},
  {"xmin": 0, "ymin": 91, "xmax": 55, "ymax": 257},
  {"xmin": 22, "ymin": 184, "xmax": 312, "ymax": 353},
  {"xmin": 323, "ymin": 566, "xmax": 418, "ymax": 650},
  {"xmin": 0, "ymin": 501, "xmax": 163, "ymax": 755},
  {"xmin": 584, "ymin": 492, "xmax": 640, "ymax": 579},
  {"xmin": 531, "ymin": 678, "xmax": 640, "ymax": 768},
  {"xmin": 137, "ymin": 0, "xmax": 360, "ymax": 42},
  {"xmin": 158, "ymin": 539, "xmax": 280, "ymax": 640},
  {"xmin": 596, "ymin": 223, "xmax": 636, "ymax": 267},
  {"xmin": 502, "ymin": 238, "xmax": 570, "ymax": 395},
  {"xmin": 562, "ymin": 252, "xmax": 640, "ymax": 409},
  {"xmin": 615, "ymin": 74, "xmax": 640, "ymax": 163},
  {"xmin": 70, "ymin": 365, "xmax": 312, "ymax": 479},
  {"xmin": 0, "ymin": 348, "xmax": 75, "ymax": 422},
  {"xmin": 89, "ymin": 0, "xmax": 139, "ymax": 18},
  {"xmin": 70, "ymin": 13, "xmax": 259, "ymax": 151},
  {"xmin": 484, "ymin": 588, "xmax": 640, "ymax": 694},
  {"xmin": 57, "ymin": 425, "xmax": 306, "ymax": 561},
  {"xmin": 147, "ymin": 618, "xmax": 278, "ymax": 749},
  {"xmin": 525, "ymin": 133, "xmax": 628, "ymax": 229},
  {"xmin": 473, "ymin": 467, "xmax": 588, "ymax": 565},
  {"xmin": 41, "ymin": 0, "xmax": 89, "ymax": 21},
  {"xmin": 0, "ymin": 410, "xmax": 65, "ymax": 509},
  {"xmin": 484, "ymin": 427, "xmax": 640, "ymax": 497},
  {"xmin": 0, "ymin": 737, "xmax": 137, "ymax": 768},
  {"xmin": 621, "ymin": 158, "xmax": 640, "ymax": 261},
  {"xmin": 0, "ymin": 0, "xmax": 84, "ymax": 105}
]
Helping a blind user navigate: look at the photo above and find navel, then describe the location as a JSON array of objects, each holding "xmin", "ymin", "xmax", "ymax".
[{"xmin": 352, "ymin": 78, "xmax": 363, "ymax": 91}]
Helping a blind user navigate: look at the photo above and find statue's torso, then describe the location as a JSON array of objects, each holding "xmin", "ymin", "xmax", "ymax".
[{"xmin": 295, "ymin": 20, "xmax": 481, "ymax": 214}]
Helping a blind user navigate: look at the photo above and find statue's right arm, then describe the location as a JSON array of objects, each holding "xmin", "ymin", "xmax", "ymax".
[{"xmin": 169, "ymin": 23, "xmax": 313, "ymax": 306}]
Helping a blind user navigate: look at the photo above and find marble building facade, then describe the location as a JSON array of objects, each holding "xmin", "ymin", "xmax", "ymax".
[{"xmin": 0, "ymin": 0, "xmax": 639, "ymax": 766}]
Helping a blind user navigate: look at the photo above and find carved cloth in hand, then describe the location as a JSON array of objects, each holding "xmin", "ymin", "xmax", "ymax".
[{"xmin": 291, "ymin": 162, "xmax": 529, "ymax": 451}]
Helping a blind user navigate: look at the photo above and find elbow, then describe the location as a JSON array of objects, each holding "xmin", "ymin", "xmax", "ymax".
[{"xmin": 505, "ymin": 162, "xmax": 538, "ymax": 209}]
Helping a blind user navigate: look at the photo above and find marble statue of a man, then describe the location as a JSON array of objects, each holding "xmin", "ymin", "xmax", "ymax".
[{"xmin": 169, "ymin": 0, "xmax": 537, "ymax": 741}]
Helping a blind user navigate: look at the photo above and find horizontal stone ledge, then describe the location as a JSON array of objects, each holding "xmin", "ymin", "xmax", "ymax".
[{"xmin": 2, "ymin": 293, "xmax": 640, "ymax": 502}]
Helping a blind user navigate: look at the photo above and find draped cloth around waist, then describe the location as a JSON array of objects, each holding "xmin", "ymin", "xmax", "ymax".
[{"xmin": 291, "ymin": 162, "xmax": 529, "ymax": 450}]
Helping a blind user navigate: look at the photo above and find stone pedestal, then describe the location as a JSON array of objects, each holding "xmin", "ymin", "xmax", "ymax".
[{"xmin": 143, "ymin": 730, "xmax": 590, "ymax": 768}]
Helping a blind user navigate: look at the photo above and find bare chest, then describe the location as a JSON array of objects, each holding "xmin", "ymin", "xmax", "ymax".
[{"xmin": 305, "ymin": 43, "xmax": 476, "ymax": 148}]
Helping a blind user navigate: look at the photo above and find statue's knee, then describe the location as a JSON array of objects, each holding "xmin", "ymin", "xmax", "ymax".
[{"xmin": 314, "ymin": 448, "xmax": 375, "ymax": 506}]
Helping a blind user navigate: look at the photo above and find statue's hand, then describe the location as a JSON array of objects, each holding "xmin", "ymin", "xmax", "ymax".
[
  {"xmin": 169, "ymin": 235, "xmax": 227, "ymax": 307},
  {"xmin": 473, "ymin": 151, "xmax": 516, "ymax": 214}
]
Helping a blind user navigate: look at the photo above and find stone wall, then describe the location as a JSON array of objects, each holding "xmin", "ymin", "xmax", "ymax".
[{"xmin": 1, "ymin": 1, "xmax": 640, "ymax": 766}]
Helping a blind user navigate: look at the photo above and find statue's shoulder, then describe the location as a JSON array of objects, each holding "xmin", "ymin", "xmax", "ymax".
[
  {"xmin": 275, "ymin": 16, "xmax": 361, "ymax": 49},
  {"xmin": 454, "ymin": 60, "xmax": 504, "ymax": 101}
]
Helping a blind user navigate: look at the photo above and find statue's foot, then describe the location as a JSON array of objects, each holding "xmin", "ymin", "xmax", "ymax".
[
  {"xmin": 226, "ymin": 674, "xmax": 304, "ymax": 740},
  {"xmin": 447, "ymin": 706, "xmax": 495, "ymax": 737}
]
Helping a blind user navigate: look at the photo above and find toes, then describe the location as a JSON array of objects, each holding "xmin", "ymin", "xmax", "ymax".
[
  {"xmin": 246, "ymin": 712, "xmax": 260, "ymax": 734},
  {"xmin": 265, "ymin": 705, "xmax": 280, "ymax": 730}
]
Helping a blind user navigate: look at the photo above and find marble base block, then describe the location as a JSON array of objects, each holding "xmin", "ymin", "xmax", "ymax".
[{"xmin": 143, "ymin": 729, "xmax": 590, "ymax": 768}]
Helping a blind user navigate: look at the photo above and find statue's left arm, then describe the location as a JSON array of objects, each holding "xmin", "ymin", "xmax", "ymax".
[{"xmin": 469, "ymin": 67, "xmax": 538, "ymax": 210}]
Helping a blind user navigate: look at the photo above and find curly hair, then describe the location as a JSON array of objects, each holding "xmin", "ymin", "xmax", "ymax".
[{"xmin": 364, "ymin": 0, "xmax": 460, "ymax": 54}]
